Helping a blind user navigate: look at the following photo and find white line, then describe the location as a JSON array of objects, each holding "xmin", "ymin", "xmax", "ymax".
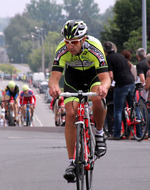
[{"xmin": 34, "ymin": 113, "xmax": 43, "ymax": 126}]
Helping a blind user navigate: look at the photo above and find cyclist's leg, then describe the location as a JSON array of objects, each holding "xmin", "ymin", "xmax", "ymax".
[
  {"xmin": 90, "ymin": 84, "xmax": 107, "ymax": 157},
  {"xmin": 4, "ymin": 93, "xmax": 10, "ymax": 119},
  {"xmin": 14, "ymin": 98, "xmax": 19, "ymax": 121},
  {"xmin": 65, "ymin": 100, "xmax": 78, "ymax": 159},
  {"xmin": 63, "ymin": 99, "xmax": 78, "ymax": 182},
  {"xmin": 91, "ymin": 85, "xmax": 106, "ymax": 131}
]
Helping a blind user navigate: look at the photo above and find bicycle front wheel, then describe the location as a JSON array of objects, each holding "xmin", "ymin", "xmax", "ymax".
[
  {"xmin": 85, "ymin": 123, "xmax": 95, "ymax": 190},
  {"xmin": 76, "ymin": 123, "xmax": 85, "ymax": 190},
  {"xmin": 26, "ymin": 109, "xmax": 30, "ymax": 126},
  {"xmin": 131, "ymin": 98, "xmax": 148, "ymax": 141}
]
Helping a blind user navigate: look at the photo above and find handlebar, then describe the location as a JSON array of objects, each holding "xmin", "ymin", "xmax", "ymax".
[
  {"xmin": 60, "ymin": 91, "xmax": 97, "ymax": 97},
  {"xmin": 60, "ymin": 91, "xmax": 107, "ymax": 109}
]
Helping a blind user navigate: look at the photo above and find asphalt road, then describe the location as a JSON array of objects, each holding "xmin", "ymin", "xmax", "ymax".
[
  {"xmin": 0, "ymin": 127, "xmax": 150, "ymax": 190},
  {"xmin": 0, "ymin": 79, "xmax": 150, "ymax": 190},
  {"xmin": 0, "ymin": 80, "xmax": 55, "ymax": 127}
]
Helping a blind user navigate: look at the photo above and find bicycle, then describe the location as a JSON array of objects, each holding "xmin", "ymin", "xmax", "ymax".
[
  {"xmin": 104, "ymin": 83, "xmax": 148, "ymax": 141},
  {"xmin": 60, "ymin": 91, "xmax": 104, "ymax": 190},
  {"xmin": 21, "ymin": 102, "xmax": 32, "ymax": 127},
  {"xmin": 2, "ymin": 99, "xmax": 16, "ymax": 126}
]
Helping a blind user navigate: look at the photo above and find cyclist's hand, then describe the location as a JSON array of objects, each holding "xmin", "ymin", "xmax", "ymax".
[
  {"xmin": 97, "ymin": 85, "xmax": 107, "ymax": 99},
  {"xmin": 49, "ymin": 86, "xmax": 61, "ymax": 99}
]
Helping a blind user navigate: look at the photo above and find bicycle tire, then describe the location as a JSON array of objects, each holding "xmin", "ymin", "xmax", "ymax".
[
  {"xmin": 26, "ymin": 109, "xmax": 30, "ymax": 126},
  {"xmin": 85, "ymin": 123, "xmax": 95, "ymax": 190},
  {"xmin": 131, "ymin": 98, "xmax": 148, "ymax": 141},
  {"xmin": 8, "ymin": 104, "xmax": 14, "ymax": 126},
  {"xmin": 76, "ymin": 123, "xmax": 85, "ymax": 190},
  {"xmin": 103, "ymin": 101, "xmax": 114, "ymax": 138}
]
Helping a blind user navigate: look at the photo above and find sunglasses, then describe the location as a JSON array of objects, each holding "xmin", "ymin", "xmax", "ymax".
[{"xmin": 64, "ymin": 38, "xmax": 83, "ymax": 45}]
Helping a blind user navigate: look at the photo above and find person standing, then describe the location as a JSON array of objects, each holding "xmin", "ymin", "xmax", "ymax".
[
  {"xmin": 103, "ymin": 41, "xmax": 135, "ymax": 139},
  {"xmin": 136, "ymin": 48, "xmax": 149, "ymax": 84},
  {"xmin": 143, "ymin": 54, "xmax": 150, "ymax": 140}
]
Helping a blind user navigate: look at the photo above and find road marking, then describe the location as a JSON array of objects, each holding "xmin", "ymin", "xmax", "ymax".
[
  {"xmin": 34, "ymin": 113, "xmax": 43, "ymax": 126},
  {"xmin": 8, "ymin": 137, "xmax": 23, "ymax": 139}
]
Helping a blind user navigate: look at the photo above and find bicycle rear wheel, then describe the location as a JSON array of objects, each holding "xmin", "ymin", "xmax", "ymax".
[
  {"xmin": 131, "ymin": 98, "xmax": 148, "ymax": 141},
  {"xmin": 76, "ymin": 123, "xmax": 85, "ymax": 190}
]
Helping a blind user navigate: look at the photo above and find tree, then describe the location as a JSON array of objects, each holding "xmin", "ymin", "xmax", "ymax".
[
  {"xmin": 25, "ymin": 0, "xmax": 64, "ymax": 31},
  {"xmin": 0, "ymin": 64, "xmax": 16, "ymax": 75},
  {"xmin": 63, "ymin": 0, "xmax": 102, "ymax": 38},
  {"xmin": 101, "ymin": 0, "xmax": 150, "ymax": 51},
  {"xmin": 4, "ymin": 14, "xmax": 39, "ymax": 63},
  {"xmin": 28, "ymin": 31, "xmax": 62, "ymax": 72}
]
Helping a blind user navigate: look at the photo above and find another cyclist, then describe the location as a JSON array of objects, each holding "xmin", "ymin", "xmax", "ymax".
[
  {"xmin": 19, "ymin": 85, "xmax": 36, "ymax": 125},
  {"xmin": 2, "ymin": 81, "xmax": 19, "ymax": 124},
  {"xmin": 50, "ymin": 96, "xmax": 65, "ymax": 126},
  {"xmin": 49, "ymin": 20, "xmax": 111, "ymax": 182}
]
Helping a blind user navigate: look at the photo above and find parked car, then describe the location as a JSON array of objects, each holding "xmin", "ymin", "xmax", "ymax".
[
  {"xmin": 44, "ymin": 88, "xmax": 52, "ymax": 103},
  {"xmin": 38, "ymin": 81, "xmax": 48, "ymax": 94},
  {"xmin": 33, "ymin": 72, "xmax": 45, "ymax": 88}
]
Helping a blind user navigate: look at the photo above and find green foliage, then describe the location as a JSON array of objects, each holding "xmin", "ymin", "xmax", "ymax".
[
  {"xmin": 3, "ymin": 0, "xmax": 106, "ymax": 67},
  {"xmin": 4, "ymin": 14, "xmax": 39, "ymax": 63},
  {"xmin": 101, "ymin": 0, "xmax": 150, "ymax": 52},
  {"xmin": 0, "ymin": 64, "xmax": 16, "ymax": 74},
  {"xmin": 28, "ymin": 31, "xmax": 62, "ymax": 72},
  {"xmin": 63, "ymin": 0, "xmax": 102, "ymax": 38},
  {"xmin": 25, "ymin": 0, "xmax": 64, "ymax": 31}
]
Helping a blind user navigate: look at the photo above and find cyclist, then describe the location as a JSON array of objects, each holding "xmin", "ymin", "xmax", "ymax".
[
  {"xmin": 2, "ymin": 81, "xmax": 19, "ymax": 124},
  {"xmin": 50, "ymin": 96, "xmax": 65, "ymax": 126},
  {"xmin": 49, "ymin": 20, "xmax": 111, "ymax": 182},
  {"xmin": 19, "ymin": 84, "xmax": 36, "ymax": 125}
]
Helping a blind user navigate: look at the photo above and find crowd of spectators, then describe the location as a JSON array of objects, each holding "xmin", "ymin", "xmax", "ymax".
[{"xmin": 103, "ymin": 42, "xmax": 150, "ymax": 140}]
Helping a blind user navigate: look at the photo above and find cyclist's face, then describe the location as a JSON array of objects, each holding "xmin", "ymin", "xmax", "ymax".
[
  {"xmin": 24, "ymin": 90, "xmax": 28, "ymax": 94},
  {"xmin": 64, "ymin": 37, "xmax": 86, "ymax": 55},
  {"xmin": 10, "ymin": 88, "xmax": 15, "ymax": 92}
]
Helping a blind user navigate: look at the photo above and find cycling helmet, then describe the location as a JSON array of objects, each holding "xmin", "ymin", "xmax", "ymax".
[
  {"xmin": 61, "ymin": 20, "xmax": 88, "ymax": 39},
  {"xmin": 8, "ymin": 81, "xmax": 15, "ymax": 89},
  {"xmin": 22, "ymin": 84, "xmax": 29, "ymax": 91}
]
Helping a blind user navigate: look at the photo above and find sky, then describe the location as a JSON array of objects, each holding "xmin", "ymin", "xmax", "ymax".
[{"xmin": 0, "ymin": 0, "xmax": 116, "ymax": 18}]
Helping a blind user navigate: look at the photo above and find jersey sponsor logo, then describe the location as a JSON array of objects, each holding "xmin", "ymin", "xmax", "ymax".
[
  {"xmin": 100, "ymin": 61, "xmax": 107, "ymax": 67},
  {"xmin": 66, "ymin": 60, "xmax": 94, "ymax": 67},
  {"xmin": 55, "ymin": 45, "xmax": 68, "ymax": 61}
]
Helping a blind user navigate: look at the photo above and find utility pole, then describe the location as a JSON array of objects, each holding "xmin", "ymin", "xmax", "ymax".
[
  {"xmin": 35, "ymin": 27, "xmax": 45, "ymax": 75},
  {"xmin": 142, "ymin": 0, "xmax": 147, "ymax": 52}
]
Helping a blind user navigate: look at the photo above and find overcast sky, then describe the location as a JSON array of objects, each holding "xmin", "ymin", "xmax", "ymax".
[{"xmin": 0, "ymin": 0, "xmax": 116, "ymax": 18}]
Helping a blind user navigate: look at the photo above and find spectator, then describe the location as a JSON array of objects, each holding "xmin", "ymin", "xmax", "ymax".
[
  {"xmin": 103, "ymin": 41, "xmax": 135, "ymax": 139},
  {"xmin": 143, "ymin": 53, "xmax": 150, "ymax": 140},
  {"xmin": 136, "ymin": 48, "xmax": 149, "ymax": 84},
  {"xmin": 121, "ymin": 49, "xmax": 137, "ymax": 81}
]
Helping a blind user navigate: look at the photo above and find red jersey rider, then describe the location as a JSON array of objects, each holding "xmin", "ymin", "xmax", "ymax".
[
  {"xmin": 19, "ymin": 85, "xmax": 36, "ymax": 124},
  {"xmin": 50, "ymin": 96, "xmax": 65, "ymax": 126}
]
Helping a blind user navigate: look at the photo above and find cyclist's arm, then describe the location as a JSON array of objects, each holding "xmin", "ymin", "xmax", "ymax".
[
  {"xmin": 97, "ymin": 72, "xmax": 111, "ymax": 98},
  {"xmin": 33, "ymin": 94, "xmax": 36, "ymax": 108},
  {"xmin": 49, "ymin": 71, "xmax": 62, "ymax": 98}
]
